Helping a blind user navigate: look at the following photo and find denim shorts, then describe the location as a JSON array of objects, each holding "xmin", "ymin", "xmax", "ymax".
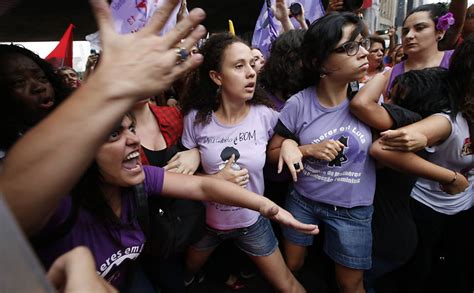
[
  {"xmin": 282, "ymin": 189, "xmax": 373, "ymax": 270},
  {"xmin": 191, "ymin": 216, "xmax": 278, "ymax": 257}
]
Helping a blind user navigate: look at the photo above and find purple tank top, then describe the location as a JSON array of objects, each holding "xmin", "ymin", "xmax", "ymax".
[{"xmin": 386, "ymin": 50, "xmax": 454, "ymax": 93}]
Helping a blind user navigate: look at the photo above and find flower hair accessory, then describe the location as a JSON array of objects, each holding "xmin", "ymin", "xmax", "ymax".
[{"xmin": 436, "ymin": 12, "xmax": 455, "ymax": 31}]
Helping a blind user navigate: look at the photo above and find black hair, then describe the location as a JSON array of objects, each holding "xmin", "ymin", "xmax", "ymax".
[
  {"xmin": 368, "ymin": 34, "xmax": 386, "ymax": 72},
  {"xmin": 180, "ymin": 32, "xmax": 272, "ymax": 124},
  {"xmin": 404, "ymin": 3, "xmax": 449, "ymax": 30},
  {"xmin": 302, "ymin": 12, "xmax": 365, "ymax": 87},
  {"xmin": 71, "ymin": 113, "xmax": 138, "ymax": 233},
  {"xmin": 390, "ymin": 67, "xmax": 456, "ymax": 118},
  {"xmin": 449, "ymin": 35, "xmax": 474, "ymax": 139},
  {"xmin": 0, "ymin": 44, "xmax": 72, "ymax": 150},
  {"xmin": 259, "ymin": 29, "xmax": 306, "ymax": 101}
]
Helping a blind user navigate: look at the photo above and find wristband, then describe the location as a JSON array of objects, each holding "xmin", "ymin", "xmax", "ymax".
[{"xmin": 446, "ymin": 170, "xmax": 458, "ymax": 186}]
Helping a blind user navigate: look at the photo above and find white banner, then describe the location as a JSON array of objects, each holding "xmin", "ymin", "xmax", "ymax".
[{"xmin": 110, "ymin": 0, "xmax": 183, "ymax": 35}]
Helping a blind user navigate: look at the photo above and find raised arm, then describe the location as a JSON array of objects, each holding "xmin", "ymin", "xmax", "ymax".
[
  {"xmin": 350, "ymin": 73, "xmax": 394, "ymax": 130},
  {"xmin": 0, "ymin": 0, "xmax": 206, "ymax": 234},
  {"xmin": 273, "ymin": 0, "xmax": 295, "ymax": 33}
]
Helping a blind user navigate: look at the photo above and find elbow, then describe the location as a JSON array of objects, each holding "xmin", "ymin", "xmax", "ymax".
[
  {"xmin": 349, "ymin": 98, "xmax": 366, "ymax": 115},
  {"xmin": 369, "ymin": 140, "xmax": 385, "ymax": 161}
]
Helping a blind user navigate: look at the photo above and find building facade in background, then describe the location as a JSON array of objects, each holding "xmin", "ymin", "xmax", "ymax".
[{"xmin": 364, "ymin": 0, "xmax": 425, "ymax": 41}]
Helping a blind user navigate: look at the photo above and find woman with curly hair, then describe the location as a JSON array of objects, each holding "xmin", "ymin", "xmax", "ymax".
[
  {"xmin": 180, "ymin": 33, "xmax": 309, "ymax": 292},
  {"xmin": 0, "ymin": 44, "xmax": 71, "ymax": 158},
  {"xmin": 258, "ymin": 29, "xmax": 306, "ymax": 111}
]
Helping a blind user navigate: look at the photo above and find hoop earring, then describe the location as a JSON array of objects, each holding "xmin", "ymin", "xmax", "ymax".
[
  {"xmin": 437, "ymin": 36, "xmax": 442, "ymax": 41},
  {"xmin": 320, "ymin": 73, "xmax": 326, "ymax": 79}
]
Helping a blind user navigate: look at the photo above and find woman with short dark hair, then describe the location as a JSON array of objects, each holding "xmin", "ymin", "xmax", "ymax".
[{"xmin": 268, "ymin": 12, "xmax": 375, "ymax": 293}]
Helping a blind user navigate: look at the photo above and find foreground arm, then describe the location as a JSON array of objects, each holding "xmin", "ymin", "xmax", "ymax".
[
  {"xmin": 162, "ymin": 172, "xmax": 319, "ymax": 234},
  {"xmin": 0, "ymin": 0, "xmax": 206, "ymax": 234},
  {"xmin": 47, "ymin": 247, "xmax": 117, "ymax": 293}
]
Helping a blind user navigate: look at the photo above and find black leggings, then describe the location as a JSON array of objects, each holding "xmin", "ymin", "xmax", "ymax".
[{"xmin": 400, "ymin": 199, "xmax": 473, "ymax": 293}]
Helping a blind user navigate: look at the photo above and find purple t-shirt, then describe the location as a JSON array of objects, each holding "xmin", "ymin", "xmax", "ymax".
[
  {"xmin": 35, "ymin": 166, "xmax": 164, "ymax": 288},
  {"xmin": 279, "ymin": 87, "xmax": 376, "ymax": 207},
  {"xmin": 387, "ymin": 50, "xmax": 454, "ymax": 93},
  {"xmin": 182, "ymin": 105, "xmax": 278, "ymax": 230}
]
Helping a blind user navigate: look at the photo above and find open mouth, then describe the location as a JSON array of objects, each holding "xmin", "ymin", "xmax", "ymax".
[
  {"xmin": 39, "ymin": 96, "xmax": 55, "ymax": 109},
  {"xmin": 123, "ymin": 150, "xmax": 141, "ymax": 171}
]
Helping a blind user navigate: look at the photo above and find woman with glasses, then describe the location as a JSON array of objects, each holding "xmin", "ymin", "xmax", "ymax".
[
  {"xmin": 268, "ymin": 12, "xmax": 375, "ymax": 293},
  {"xmin": 386, "ymin": 3, "xmax": 454, "ymax": 94}
]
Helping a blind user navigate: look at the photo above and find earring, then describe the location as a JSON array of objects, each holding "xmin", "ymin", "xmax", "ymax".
[
  {"xmin": 216, "ymin": 86, "xmax": 221, "ymax": 96},
  {"xmin": 437, "ymin": 36, "xmax": 442, "ymax": 41},
  {"xmin": 320, "ymin": 73, "xmax": 326, "ymax": 79}
]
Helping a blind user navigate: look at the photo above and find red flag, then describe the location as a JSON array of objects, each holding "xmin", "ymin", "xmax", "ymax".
[
  {"xmin": 362, "ymin": 0, "xmax": 372, "ymax": 9},
  {"xmin": 46, "ymin": 24, "xmax": 74, "ymax": 68}
]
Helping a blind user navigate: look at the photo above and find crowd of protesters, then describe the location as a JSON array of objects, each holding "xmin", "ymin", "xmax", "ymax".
[{"xmin": 0, "ymin": 0, "xmax": 474, "ymax": 292}]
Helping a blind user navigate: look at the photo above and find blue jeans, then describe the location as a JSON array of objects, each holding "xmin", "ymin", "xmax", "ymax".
[
  {"xmin": 192, "ymin": 216, "xmax": 278, "ymax": 257},
  {"xmin": 282, "ymin": 189, "xmax": 373, "ymax": 270}
]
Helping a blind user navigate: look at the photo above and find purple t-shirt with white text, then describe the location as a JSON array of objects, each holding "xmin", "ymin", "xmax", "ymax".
[
  {"xmin": 278, "ymin": 87, "xmax": 375, "ymax": 207},
  {"xmin": 35, "ymin": 166, "xmax": 164, "ymax": 288},
  {"xmin": 182, "ymin": 105, "xmax": 278, "ymax": 230}
]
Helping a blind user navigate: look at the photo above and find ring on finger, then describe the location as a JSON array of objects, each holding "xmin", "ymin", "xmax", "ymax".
[
  {"xmin": 293, "ymin": 162, "xmax": 301, "ymax": 170},
  {"xmin": 175, "ymin": 47, "xmax": 190, "ymax": 64}
]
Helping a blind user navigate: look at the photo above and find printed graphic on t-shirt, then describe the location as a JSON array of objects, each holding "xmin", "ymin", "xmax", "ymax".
[
  {"xmin": 303, "ymin": 124, "xmax": 368, "ymax": 184},
  {"xmin": 97, "ymin": 244, "xmax": 144, "ymax": 284},
  {"xmin": 210, "ymin": 146, "xmax": 244, "ymax": 212},
  {"xmin": 328, "ymin": 136, "xmax": 349, "ymax": 167},
  {"xmin": 218, "ymin": 147, "xmax": 241, "ymax": 171},
  {"xmin": 461, "ymin": 137, "xmax": 473, "ymax": 156},
  {"xmin": 199, "ymin": 130, "xmax": 258, "ymax": 146}
]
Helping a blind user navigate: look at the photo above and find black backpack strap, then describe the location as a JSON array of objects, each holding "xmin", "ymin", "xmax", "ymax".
[
  {"xmin": 133, "ymin": 183, "xmax": 151, "ymax": 240},
  {"xmin": 30, "ymin": 198, "xmax": 80, "ymax": 249}
]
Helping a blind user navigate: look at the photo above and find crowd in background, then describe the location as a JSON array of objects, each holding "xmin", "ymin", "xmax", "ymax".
[{"xmin": 0, "ymin": 0, "xmax": 474, "ymax": 292}]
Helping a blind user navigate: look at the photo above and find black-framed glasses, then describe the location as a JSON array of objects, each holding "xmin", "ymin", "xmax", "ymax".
[{"xmin": 332, "ymin": 38, "xmax": 371, "ymax": 56}]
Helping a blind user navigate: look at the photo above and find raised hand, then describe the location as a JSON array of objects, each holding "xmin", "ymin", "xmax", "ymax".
[{"xmin": 89, "ymin": 0, "xmax": 206, "ymax": 100}]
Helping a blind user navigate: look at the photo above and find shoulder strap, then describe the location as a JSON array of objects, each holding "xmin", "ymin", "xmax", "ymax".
[{"xmin": 133, "ymin": 183, "xmax": 151, "ymax": 239}]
